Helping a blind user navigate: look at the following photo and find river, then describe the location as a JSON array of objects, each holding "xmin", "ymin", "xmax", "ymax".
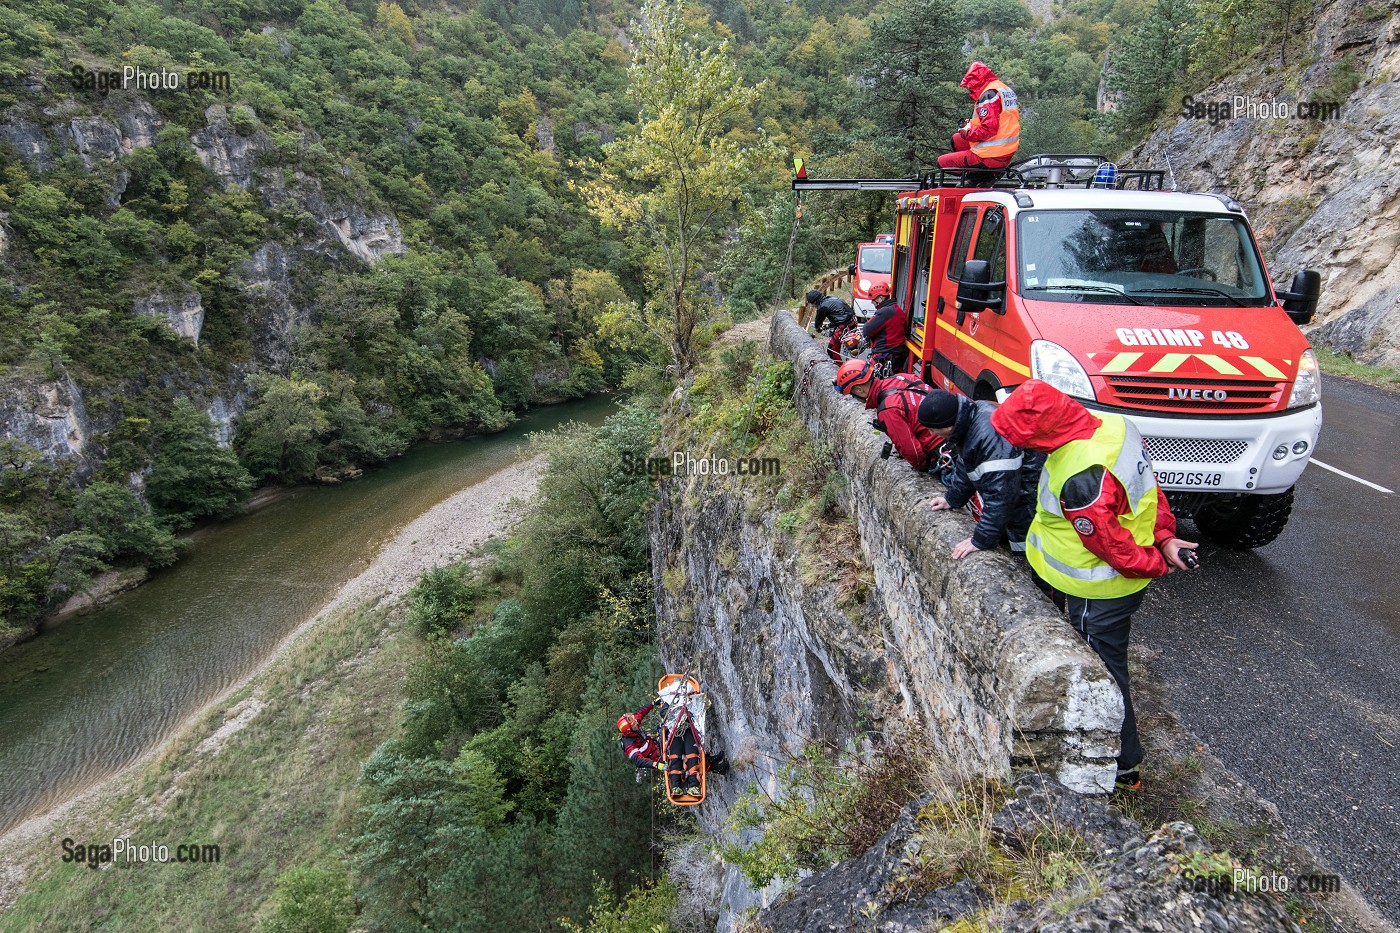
[{"xmin": 0, "ymin": 395, "xmax": 615, "ymax": 836}]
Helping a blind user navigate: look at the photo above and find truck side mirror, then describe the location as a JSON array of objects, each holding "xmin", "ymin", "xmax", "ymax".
[
  {"xmin": 848, "ymin": 263, "xmax": 857, "ymax": 277},
  {"xmin": 955, "ymin": 259, "xmax": 1005, "ymax": 317},
  {"xmin": 1278, "ymin": 269, "xmax": 1320, "ymax": 326}
]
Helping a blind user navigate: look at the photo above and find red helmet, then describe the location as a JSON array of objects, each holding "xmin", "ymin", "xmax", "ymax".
[
  {"xmin": 617, "ymin": 713, "xmax": 640, "ymax": 735},
  {"xmin": 834, "ymin": 359, "xmax": 876, "ymax": 395},
  {"xmin": 869, "ymin": 282, "xmax": 893, "ymax": 301}
]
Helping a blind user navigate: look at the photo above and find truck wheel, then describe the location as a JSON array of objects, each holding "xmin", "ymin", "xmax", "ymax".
[{"xmin": 1192, "ymin": 487, "xmax": 1295, "ymax": 549}]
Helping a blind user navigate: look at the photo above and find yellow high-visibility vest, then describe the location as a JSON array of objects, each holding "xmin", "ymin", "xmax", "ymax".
[{"xmin": 1026, "ymin": 414, "xmax": 1159, "ymax": 599}]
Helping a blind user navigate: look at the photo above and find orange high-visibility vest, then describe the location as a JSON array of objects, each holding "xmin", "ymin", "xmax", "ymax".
[{"xmin": 969, "ymin": 80, "xmax": 1020, "ymax": 159}]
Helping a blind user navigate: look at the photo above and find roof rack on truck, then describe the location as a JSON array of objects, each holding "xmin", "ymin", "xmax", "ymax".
[{"xmin": 791, "ymin": 155, "xmax": 1166, "ymax": 194}]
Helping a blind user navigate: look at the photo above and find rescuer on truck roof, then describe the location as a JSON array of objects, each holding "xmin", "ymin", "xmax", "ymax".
[
  {"xmin": 835, "ymin": 359, "xmax": 944, "ymax": 473},
  {"xmin": 937, "ymin": 61, "xmax": 1020, "ymax": 175},
  {"xmin": 918, "ymin": 389, "xmax": 1043, "ymax": 560},
  {"xmin": 989, "ymin": 380, "xmax": 1199, "ymax": 790}
]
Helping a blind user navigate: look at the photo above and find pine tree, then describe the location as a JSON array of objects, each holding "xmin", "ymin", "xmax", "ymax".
[{"xmin": 859, "ymin": 0, "xmax": 968, "ymax": 172}]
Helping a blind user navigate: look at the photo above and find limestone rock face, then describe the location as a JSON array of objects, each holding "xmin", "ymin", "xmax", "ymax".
[
  {"xmin": 189, "ymin": 104, "xmax": 271, "ymax": 192},
  {"xmin": 0, "ymin": 376, "xmax": 98, "ymax": 468},
  {"xmin": 653, "ymin": 313, "xmax": 1130, "ymax": 929},
  {"xmin": 133, "ymin": 289, "xmax": 204, "ymax": 344},
  {"xmin": 759, "ymin": 776, "xmax": 1302, "ymax": 933},
  {"xmin": 1128, "ymin": 0, "xmax": 1400, "ymax": 365}
]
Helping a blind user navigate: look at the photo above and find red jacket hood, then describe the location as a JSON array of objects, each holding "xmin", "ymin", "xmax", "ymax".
[
  {"xmin": 962, "ymin": 61, "xmax": 998, "ymax": 98},
  {"xmin": 989, "ymin": 380, "xmax": 1101, "ymax": 453}
]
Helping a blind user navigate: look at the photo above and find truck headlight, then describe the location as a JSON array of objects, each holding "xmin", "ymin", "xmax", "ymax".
[
  {"xmin": 1030, "ymin": 340, "xmax": 1095, "ymax": 400},
  {"xmin": 860, "ymin": 278, "xmax": 872, "ymax": 291},
  {"xmin": 1287, "ymin": 349, "xmax": 1320, "ymax": 408}
]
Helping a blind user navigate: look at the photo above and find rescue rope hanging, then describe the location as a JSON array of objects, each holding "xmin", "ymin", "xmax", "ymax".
[{"xmin": 772, "ymin": 193, "xmax": 803, "ymax": 311}]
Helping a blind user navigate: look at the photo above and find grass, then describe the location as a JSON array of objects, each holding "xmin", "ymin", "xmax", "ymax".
[
  {"xmin": 1315, "ymin": 347, "xmax": 1400, "ymax": 390},
  {"xmin": 0, "ymin": 599, "xmax": 415, "ymax": 932}
]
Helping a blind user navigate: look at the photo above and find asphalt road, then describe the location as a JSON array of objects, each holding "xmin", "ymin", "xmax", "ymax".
[{"xmin": 1135, "ymin": 374, "xmax": 1400, "ymax": 924}]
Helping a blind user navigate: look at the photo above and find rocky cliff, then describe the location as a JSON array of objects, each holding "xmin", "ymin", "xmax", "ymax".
[
  {"xmin": 1128, "ymin": 0, "xmax": 1400, "ymax": 366},
  {"xmin": 652, "ymin": 315, "xmax": 1313, "ymax": 931},
  {"xmin": 0, "ymin": 89, "xmax": 404, "ymax": 464}
]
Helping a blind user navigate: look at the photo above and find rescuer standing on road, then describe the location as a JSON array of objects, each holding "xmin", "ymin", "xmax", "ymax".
[
  {"xmin": 917, "ymin": 389, "xmax": 1043, "ymax": 559},
  {"xmin": 989, "ymin": 380, "xmax": 1198, "ymax": 790},
  {"xmin": 937, "ymin": 61, "xmax": 1020, "ymax": 174},
  {"xmin": 835, "ymin": 359, "xmax": 944, "ymax": 473}
]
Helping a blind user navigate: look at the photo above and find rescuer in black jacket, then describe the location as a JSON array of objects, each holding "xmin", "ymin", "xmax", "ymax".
[
  {"xmin": 918, "ymin": 390, "xmax": 1043, "ymax": 559},
  {"xmin": 807, "ymin": 289, "xmax": 854, "ymax": 332}
]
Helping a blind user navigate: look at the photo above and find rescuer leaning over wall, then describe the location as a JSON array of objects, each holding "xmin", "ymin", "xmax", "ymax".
[{"xmin": 770, "ymin": 310, "xmax": 1124, "ymax": 794}]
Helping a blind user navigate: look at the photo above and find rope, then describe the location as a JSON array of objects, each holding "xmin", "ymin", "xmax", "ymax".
[{"xmin": 772, "ymin": 194, "xmax": 803, "ymax": 310}]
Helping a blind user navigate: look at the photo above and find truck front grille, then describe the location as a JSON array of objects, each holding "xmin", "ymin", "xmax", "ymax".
[
  {"xmin": 1104, "ymin": 375, "xmax": 1285, "ymax": 414},
  {"xmin": 1142, "ymin": 436, "xmax": 1249, "ymax": 465}
]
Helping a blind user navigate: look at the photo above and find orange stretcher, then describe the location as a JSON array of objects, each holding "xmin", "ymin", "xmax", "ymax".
[{"xmin": 657, "ymin": 673, "xmax": 707, "ymax": 806}]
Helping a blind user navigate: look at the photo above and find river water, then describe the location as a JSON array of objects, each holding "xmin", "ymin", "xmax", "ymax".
[{"xmin": 0, "ymin": 395, "xmax": 615, "ymax": 835}]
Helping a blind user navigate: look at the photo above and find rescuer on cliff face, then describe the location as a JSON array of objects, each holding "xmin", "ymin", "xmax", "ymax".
[
  {"xmin": 917, "ymin": 389, "xmax": 1043, "ymax": 560},
  {"xmin": 618, "ymin": 703, "xmax": 726, "ymax": 797},
  {"xmin": 937, "ymin": 61, "xmax": 1021, "ymax": 176},
  {"xmin": 835, "ymin": 359, "xmax": 945, "ymax": 473},
  {"xmin": 989, "ymin": 380, "xmax": 1199, "ymax": 790}
]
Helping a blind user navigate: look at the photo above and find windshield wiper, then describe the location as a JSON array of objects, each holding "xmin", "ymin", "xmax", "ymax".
[
  {"xmin": 1129, "ymin": 285, "xmax": 1244, "ymax": 307},
  {"xmin": 1026, "ymin": 285, "xmax": 1145, "ymax": 305}
]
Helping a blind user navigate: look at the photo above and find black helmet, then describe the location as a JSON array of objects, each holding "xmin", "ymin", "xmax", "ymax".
[{"xmin": 806, "ymin": 289, "xmax": 824, "ymax": 305}]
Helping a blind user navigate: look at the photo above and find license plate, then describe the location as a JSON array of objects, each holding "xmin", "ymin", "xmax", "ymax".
[{"xmin": 1154, "ymin": 471, "xmax": 1224, "ymax": 487}]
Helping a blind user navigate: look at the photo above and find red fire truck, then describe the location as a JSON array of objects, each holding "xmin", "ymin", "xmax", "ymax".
[
  {"xmin": 851, "ymin": 233, "xmax": 895, "ymax": 320},
  {"xmin": 796, "ymin": 156, "xmax": 1322, "ymax": 548}
]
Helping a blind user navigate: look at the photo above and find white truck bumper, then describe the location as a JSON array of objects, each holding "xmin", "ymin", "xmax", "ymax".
[
  {"xmin": 1118, "ymin": 403, "xmax": 1323, "ymax": 496},
  {"xmin": 853, "ymin": 298, "xmax": 876, "ymax": 320}
]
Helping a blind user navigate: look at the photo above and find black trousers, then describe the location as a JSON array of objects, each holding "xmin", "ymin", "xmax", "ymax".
[
  {"xmin": 665, "ymin": 723, "xmax": 702, "ymax": 792},
  {"xmin": 1033, "ymin": 573, "xmax": 1145, "ymax": 771}
]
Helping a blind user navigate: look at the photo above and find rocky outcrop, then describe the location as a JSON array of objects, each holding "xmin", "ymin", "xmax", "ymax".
[
  {"xmin": 759, "ymin": 775, "xmax": 1301, "ymax": 932},
  {"xmin": 133, "ymin": 289, "xmax": 204, "ymax": 344},
  {"xmin": 652, "ymin": 469, "xmax": 894, "ymax": 922},
  {"xmin": 190, "ymin": 104, "xmax": 272, "ymax": 192},
  {"xmin": 653, "ymin": 313, "xmax": 1130, "ymax": 927},
  {"xmin": 0, "ymin": 376, "xmax": 96, "ymax": 466},
  {"xmin": 1128, "ymin": 0, "xmax": 1400, "ymax": 365},
  {"xmin": 239, "ymin": 242, "xmax": 302, "ymax": 366}
]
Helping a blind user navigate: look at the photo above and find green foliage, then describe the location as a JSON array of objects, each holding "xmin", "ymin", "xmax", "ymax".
[
  {"xmin": 406, "ymin": 564, "xmax": 477, "ymax": 637},
  {"xmin": 859, "ymin": 0, "xmax": 968, "ymax": 172},
  {"xmin": 235, "ymin": 374, "xmax": 330, "ymax": 483},
  {"xmin": 561, "ymin": 878, "xmax": 678, "ymax": 933},
  {"xmin": 73, "ymin": 480, "xmax": 185, "ymax": 566},
  {"xmin": 355, "ymin": 403, "xmax": 665, "ymax": 927},
  {"xmin": 146, "ymin": 398, "xmax": 254, "ymax": 527},
  {"xmin": 259, "ymin": 864, "xmax": 357, "ymax": 933},
  {"xmin": 578, "ymin": 0, "xmax": 774, "ymax": 374}
]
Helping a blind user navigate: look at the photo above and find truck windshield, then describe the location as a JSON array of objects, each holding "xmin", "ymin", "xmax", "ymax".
[
  {"xmin": 1016, "ymin": 210, "xmax": 1271, "ymax": 306},
  {"xmin": 859, "ymin": 245, "xmax": 892, "ymax": 275}
]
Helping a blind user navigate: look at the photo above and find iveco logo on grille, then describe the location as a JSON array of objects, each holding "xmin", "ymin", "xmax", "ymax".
[{"xmin": 1168, "ymin": 387, "xmax": 1228, "ymax": 401}]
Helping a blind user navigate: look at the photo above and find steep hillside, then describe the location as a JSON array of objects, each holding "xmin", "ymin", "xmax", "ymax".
[{"xmin": 1127, "ymin": 0, "xmax": 1400, "ymax": 366}]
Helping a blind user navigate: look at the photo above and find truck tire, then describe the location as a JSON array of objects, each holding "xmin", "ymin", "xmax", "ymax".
[{"xmin": 1192, "ymin": 487, "xmax": 1294, "ymax": 550}]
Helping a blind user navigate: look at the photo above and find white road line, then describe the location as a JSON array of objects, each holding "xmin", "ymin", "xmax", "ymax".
[{"xmin": 1308, "ymin": 458, "xmax": 1396, "ymax": 495}]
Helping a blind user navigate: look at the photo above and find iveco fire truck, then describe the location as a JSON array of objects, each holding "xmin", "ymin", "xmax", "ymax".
[{"xmin": 796, "ymin": 155, "xmax": 1323, "ymax": 548}]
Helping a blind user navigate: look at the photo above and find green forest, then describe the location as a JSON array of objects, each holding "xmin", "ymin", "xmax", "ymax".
[{"xmin": 0, "ymin": 0, "xmax": 1320, "ymax": 644}]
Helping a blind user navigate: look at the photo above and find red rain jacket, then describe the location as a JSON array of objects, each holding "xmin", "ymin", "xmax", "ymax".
[{"xmin": 991, "ymin": 380, "xmax": 1177, "ymax": 579}]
